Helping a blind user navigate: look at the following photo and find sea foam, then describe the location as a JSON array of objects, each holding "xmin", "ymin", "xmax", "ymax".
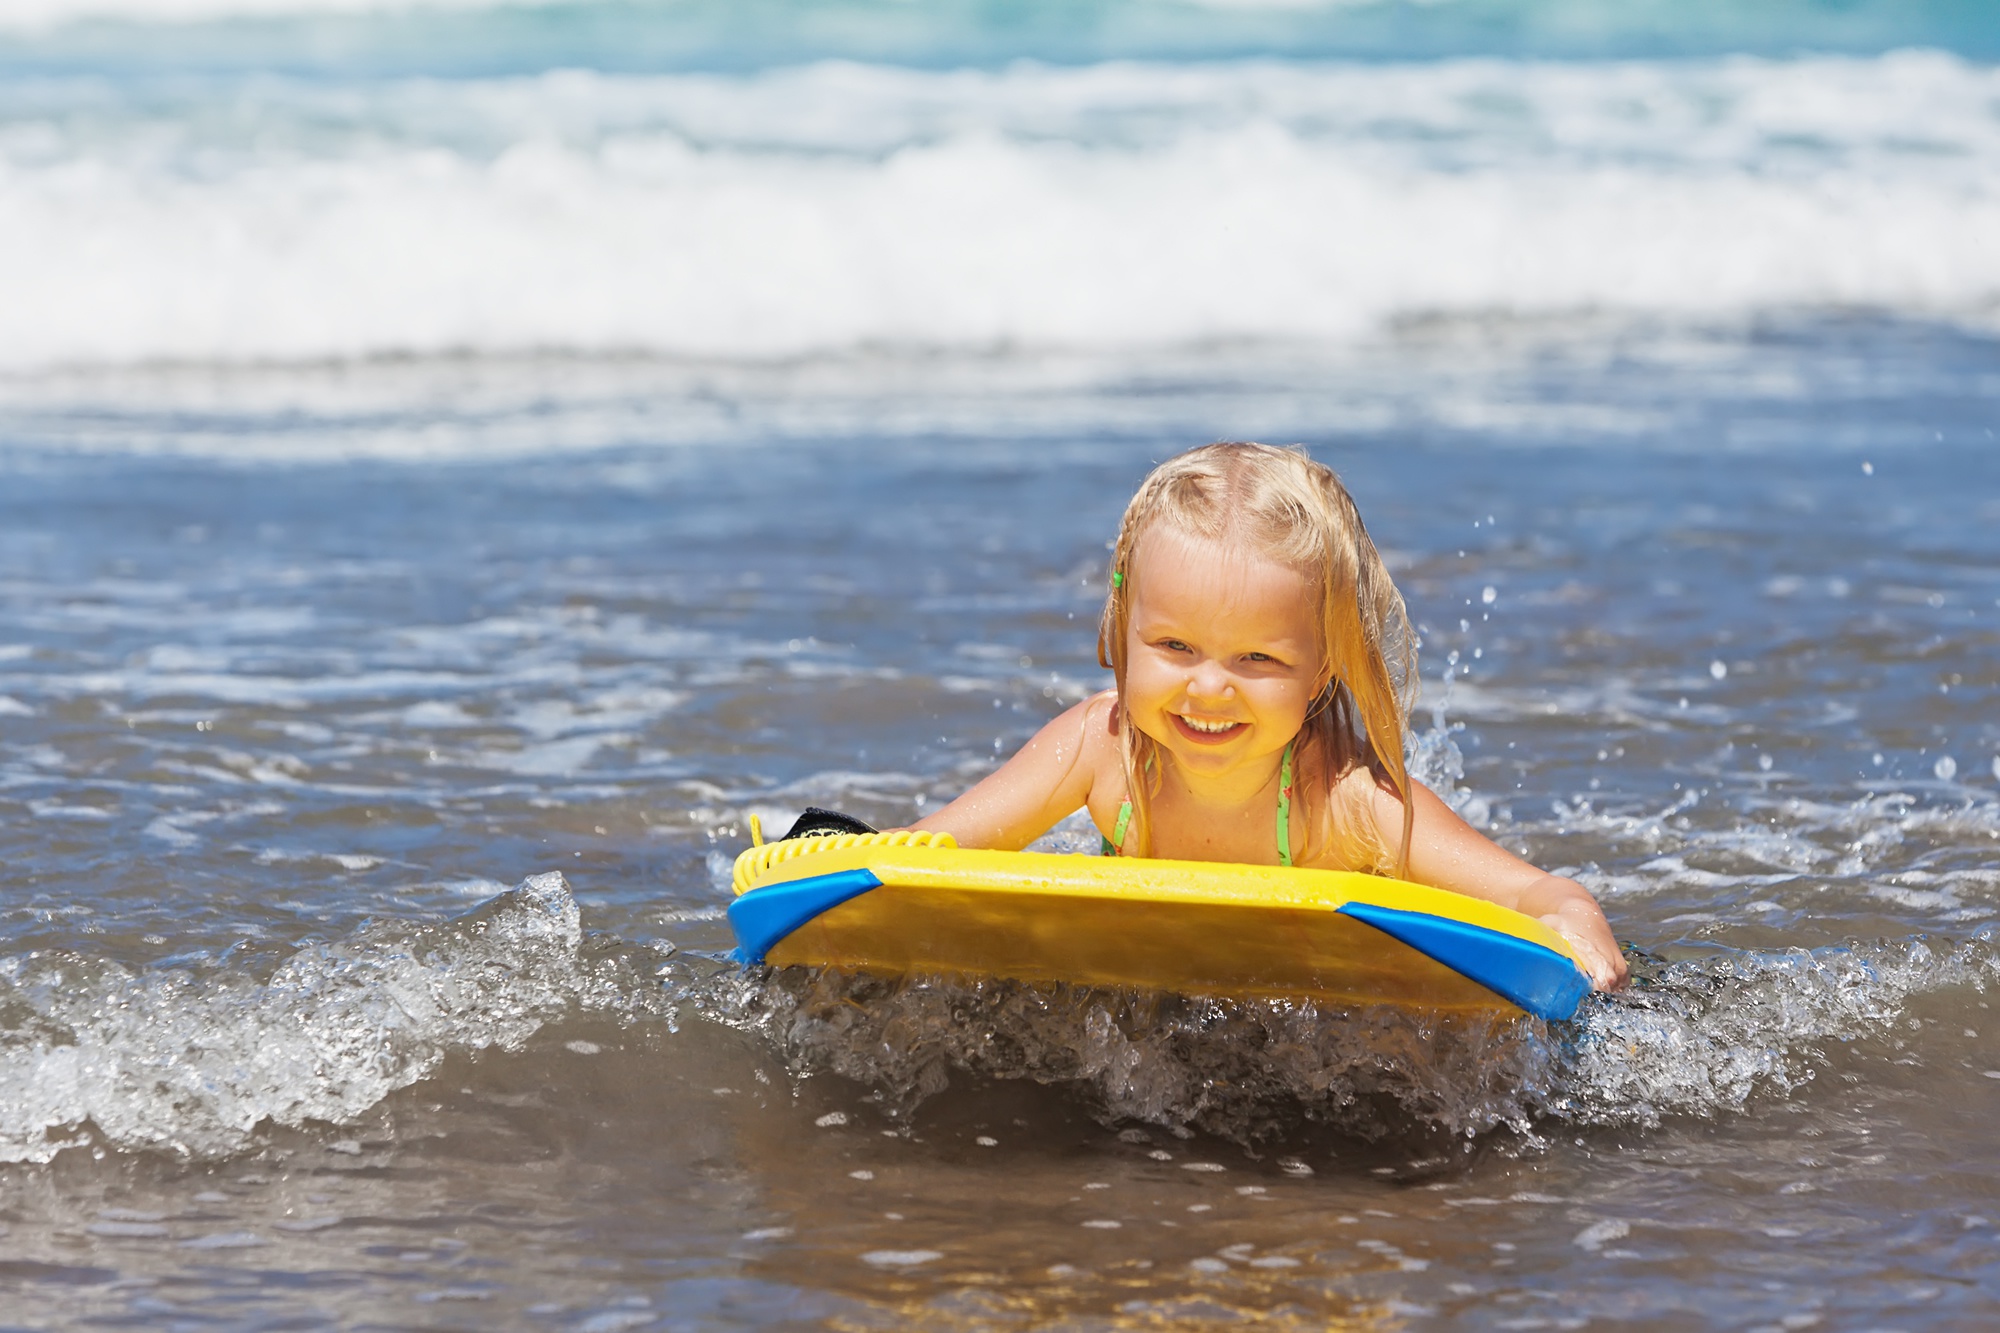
[
  {"xmin": 696, "ymin": 931, "xmax": 1999, "ymax": 1152},
  {"xmin": 0, "ymin": 873, "xmax": 660, "ymax": 1163},
  {"xmin": 1, "ymin": 52, "xmax": 1996, "ymax": 369}
]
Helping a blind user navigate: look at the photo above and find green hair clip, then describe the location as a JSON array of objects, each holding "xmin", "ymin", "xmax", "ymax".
[{"xmin": 1111, "ymin": 571, "xmax": 1124, "ymax": 588}]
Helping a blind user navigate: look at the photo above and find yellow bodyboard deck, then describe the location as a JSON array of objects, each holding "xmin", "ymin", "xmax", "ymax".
[{"xmin": 726, "ymin": 831, "xmax": 1591, "ymax": 1020}]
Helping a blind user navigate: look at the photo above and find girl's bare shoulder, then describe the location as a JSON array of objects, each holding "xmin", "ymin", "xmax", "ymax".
[
  {"xmin": 1008, "ymin": 689, "xmax": 1123, "ymax": 786},
  {"xmin": 1068, "ymin": 689, "xmax": 1128, "ymax": 829},
  {"xmin": 1064, "ymin": 689, "xmax": 1127, "ymax": 790}
]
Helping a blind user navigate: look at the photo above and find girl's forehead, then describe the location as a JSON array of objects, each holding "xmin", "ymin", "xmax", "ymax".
[{"xmin": 1128, "ymin": 527, "xmax": 1317, "ymax": 631}]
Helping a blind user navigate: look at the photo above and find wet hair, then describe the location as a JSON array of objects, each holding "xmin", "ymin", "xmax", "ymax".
[{"xmin": 1096, "ymin": 442, "xmax": 1419, "ymax": 873}]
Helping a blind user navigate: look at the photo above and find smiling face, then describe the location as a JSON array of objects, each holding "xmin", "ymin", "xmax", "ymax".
[{"xmin": 1121, "ymin": 525, "xmax": 1324, "ymax": 781}]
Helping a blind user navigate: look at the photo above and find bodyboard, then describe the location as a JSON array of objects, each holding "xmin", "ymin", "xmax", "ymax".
[{"xmin": 726, "ymin": 831, "xmax": 1591, "ymax": 1021}]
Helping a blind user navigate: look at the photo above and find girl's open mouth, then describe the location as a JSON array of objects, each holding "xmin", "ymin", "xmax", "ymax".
[{"xmin": 1172, "ymin": 713, "xmax": 1244, "ymax": 743}]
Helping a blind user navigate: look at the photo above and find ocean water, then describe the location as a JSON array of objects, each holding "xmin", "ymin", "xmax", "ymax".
[{"xmin": 3, "ymin": 0, "xmax": 2000, "ymax": 1327}]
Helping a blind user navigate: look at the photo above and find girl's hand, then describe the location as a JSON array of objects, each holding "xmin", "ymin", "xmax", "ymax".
[{"xmin": 1534, "ymin": 890, "xmax": 1629, "ymax": 993}]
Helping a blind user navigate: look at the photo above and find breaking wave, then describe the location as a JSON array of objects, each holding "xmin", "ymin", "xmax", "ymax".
[
  {"xmin": 0, "ymin": 872, "xmax": 663, "ymax": 1163},
  {"xmin": 2, "ymin": 52, "xmax": 1997, "ymax": 369},
  {"xmin": 4, "ymin": 806, "xmax": 1991, "ymax": 1164}
]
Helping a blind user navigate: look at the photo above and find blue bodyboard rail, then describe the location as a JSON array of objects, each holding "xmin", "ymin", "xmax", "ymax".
[
  {"xmin": 726, "ymin": 868, "xmax": 882, "ymax": 965},
  {"xmin": 1336, "ymin": 901, "xmax": 1590, "ymax": 1021}
]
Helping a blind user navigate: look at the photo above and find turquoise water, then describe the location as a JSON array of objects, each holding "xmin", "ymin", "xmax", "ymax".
[{"xmin": 5, "ymin": 0, "xmax": 1997, "ymax": 78}]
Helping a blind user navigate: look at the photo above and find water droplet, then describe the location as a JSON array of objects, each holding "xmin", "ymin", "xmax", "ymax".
[
  {"xmin": 1862, "ymin": 461, "xmax": 1874, "ymax": 475},
  {"xmin": 861, "ymin": 1249, "xmax": 941, "ymax": 1267},
  {"xmin": 814, "ymin": 1112, "xmax": 848, "ymax": 1128},
  {"xmin": 1935, "ymin": 756, "xmax": 1958, "ymax": 781},
  {"xmin": 1709, "ymin": 660, "xmax": 1728, "ymax": 680},
  {"xmin": 1481, "ymin": 586, "xmax": 1497, "ymax": 605},
  {"xmin": 1572, "ymin": 1218, "xmax": 1630, "ymax": 1251},
  {"xmin": 1758, "ymin": 753, "xmax": 1774, "ymax": 772}
]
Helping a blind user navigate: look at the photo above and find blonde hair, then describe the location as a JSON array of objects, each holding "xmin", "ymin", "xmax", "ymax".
[{"xmin": 1095, "ymin": 442, "xmax": 1419, "ymax": 873}]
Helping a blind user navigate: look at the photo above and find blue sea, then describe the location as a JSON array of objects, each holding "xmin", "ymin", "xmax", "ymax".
[{"xmin": 1, "ymin": 1, "xmax": 1998, "ymax": 1328}]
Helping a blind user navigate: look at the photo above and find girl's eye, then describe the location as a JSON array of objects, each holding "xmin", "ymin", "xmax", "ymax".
[{"xmin": 1163, "ymin": 639, "xmax": 1191, "ymax": 653}]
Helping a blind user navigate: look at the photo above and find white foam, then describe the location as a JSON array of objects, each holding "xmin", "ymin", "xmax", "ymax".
[
  {"xmin": 2, "ymin": 53, "xmax": 1996, "ymax": 370},
  {"xmin": 712, "ymin": 963, "xmax": 1560, "ymax": 1144},
  {"xmin": 0, "ymin": 872, "xmax": 656, "ymax": 1163},
  {"xmin": 1559, "ymin": 937, "xmax": 2000, "ymax": 1128},
  {"xmin": 708, "ymin": 928, "xmax": 2000, "ymax": 1146}
]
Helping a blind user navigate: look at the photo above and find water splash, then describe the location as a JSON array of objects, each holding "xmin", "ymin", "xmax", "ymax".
[
  {"xmin": 1556, "ymin": 934, "xmax": 1999, "ymax": 1127},
  {"xmin": 10, "ymin": 861, "xmax": 1988, "ymax": 1165},
  {"xmin": 698, "ymin": 965, "xmax": 1558, "ymax": 1147},
  {"xmin": 0, "ymin": 872, "xmax": 660, "ymax": 1163},
  {"xmin": 693, "ymin": 931, "xmax": 1997, "ymax": 1148},
  {"xmin": 1406, "ymin": 706, "xmax": 1493, "ymax": 827}
]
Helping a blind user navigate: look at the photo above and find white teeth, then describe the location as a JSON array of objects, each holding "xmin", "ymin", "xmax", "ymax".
[{"xmin": 1179, "ymin": 715, "xmax": 1237, "ymax": 734}]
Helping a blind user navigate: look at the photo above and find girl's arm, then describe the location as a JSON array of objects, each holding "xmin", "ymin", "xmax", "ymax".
[
  {"xmin": 1364, "ymin": 776, "xmax": 1629, "ymax": 992},
  {"xmin": 903, "ymin": 694, "xmax": 1112, "ymax": 851}
]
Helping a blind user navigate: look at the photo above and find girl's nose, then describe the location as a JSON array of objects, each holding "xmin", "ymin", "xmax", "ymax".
[{"xmin": 1186, "ymin": 659, "xmax": 1234, "ymax": 701}]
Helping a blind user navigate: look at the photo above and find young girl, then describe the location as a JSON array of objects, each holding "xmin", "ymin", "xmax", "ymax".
[{"xmin": 908, "ymin": 442, "xmax": 1628, "ymax": 992}]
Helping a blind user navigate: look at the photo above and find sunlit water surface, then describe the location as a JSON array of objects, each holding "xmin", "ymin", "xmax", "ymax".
[{"xmin": 1, "ymin": 319, "xmax": 1997, "ymax": 1328}]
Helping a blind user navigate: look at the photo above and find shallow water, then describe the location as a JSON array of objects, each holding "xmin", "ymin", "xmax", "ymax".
[{"xmin": 1, "ymin": 316, "xmax": 1997, "ymax": 1327}]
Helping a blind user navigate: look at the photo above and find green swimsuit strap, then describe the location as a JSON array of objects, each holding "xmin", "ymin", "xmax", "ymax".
[
  {"xmin": 1275, "ymin": 740, "xmax": 1294, "ymax": 868},
  {"xmin": 1102, "ymin": 801, "xmax": 1133, "ymax": 858},
  {"xmin": 1103, "ymin": 741, "xmax": 1295, "ymax": 866}
]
